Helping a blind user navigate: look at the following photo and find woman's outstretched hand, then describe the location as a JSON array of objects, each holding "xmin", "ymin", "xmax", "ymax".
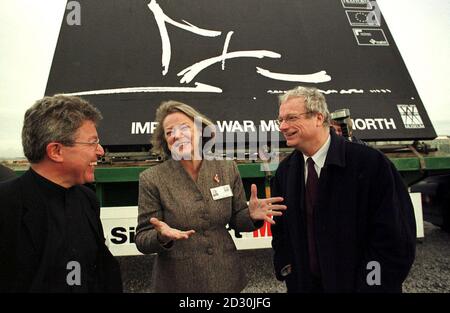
[{"xmin": 150, "ymin": 217, "xmax": 195, "ymax": 242}]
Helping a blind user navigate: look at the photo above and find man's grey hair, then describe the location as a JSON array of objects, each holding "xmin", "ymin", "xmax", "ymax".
[
  {"xmin": 278, "ymin": 86, "xmax": 331, "ymax": 127},
  {"xmin": 151, "ymin": 100, "xmax": 215, "ymax": 160},
  {"xmin": 22, "ymin": 95, "xmax": 103, "ymax": 163}
]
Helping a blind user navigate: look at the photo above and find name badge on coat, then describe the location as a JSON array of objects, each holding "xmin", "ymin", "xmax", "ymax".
[{"xmin": 210, "ymin": 185, "xmax": 233, "ymax": 200}]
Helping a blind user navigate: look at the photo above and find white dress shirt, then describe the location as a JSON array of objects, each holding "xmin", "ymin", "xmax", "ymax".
[{"xmin": 303, "ymin": 134, "xmax": 331, "ymax": 183}]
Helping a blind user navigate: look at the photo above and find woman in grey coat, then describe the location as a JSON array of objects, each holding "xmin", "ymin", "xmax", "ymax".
[{"xmin": 135, "ymin": 100, "xmax": 286, "ymax": 292}]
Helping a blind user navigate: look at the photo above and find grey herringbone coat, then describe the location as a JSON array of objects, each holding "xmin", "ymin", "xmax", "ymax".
[{"xmin": 135, "ymin": 159, "xmax": 260, "ymax": 292}]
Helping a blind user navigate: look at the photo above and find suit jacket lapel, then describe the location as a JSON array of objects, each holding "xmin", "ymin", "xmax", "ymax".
[
  {"xmin": 168, "ymin": 158, "xmax": 204, "ymax": 194},
  {"xmin": 285, "ymin": 151, "xmax": 304, "ymax": 243}
]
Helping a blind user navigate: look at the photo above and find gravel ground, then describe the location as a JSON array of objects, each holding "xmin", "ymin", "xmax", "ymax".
[
  {"xmin": 403, "ymin": 222, "xmax": 450, "ymax": 292},
  {"xmin": 117, "ymin": 221, "xmax": 450, "ymax": 293}
]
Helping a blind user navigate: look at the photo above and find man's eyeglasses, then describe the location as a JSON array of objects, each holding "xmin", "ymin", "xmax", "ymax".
[
  {"xmin": 72, "ymin": 138, "xmax": 101, "ymax": 148},
  {"xmin": 276, "ymin": 112, "xmax": 312, "ymax": 126}
]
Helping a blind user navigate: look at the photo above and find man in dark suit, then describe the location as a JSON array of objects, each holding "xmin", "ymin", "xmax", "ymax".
[
  {"xmin": 0, "ymin": 164, "xmax": 16, "ymax": 182},
  {"xmin": 271, "ymin": 86, "xmax": 416, "ymax": 293},
  {"xmin": 0, "ymin": 95, "xmax": 122, "ymax": 292}
]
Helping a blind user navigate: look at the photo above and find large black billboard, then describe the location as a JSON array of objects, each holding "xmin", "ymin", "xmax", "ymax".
[{"xmin": 45, "ymin": 0, "xmax": 436, "ymax": 148}]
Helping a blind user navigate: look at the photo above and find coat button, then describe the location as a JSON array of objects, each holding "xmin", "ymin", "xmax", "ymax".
[{"xmin": 207, "ymin": 247, "xmax": 213, "ymax": 255}]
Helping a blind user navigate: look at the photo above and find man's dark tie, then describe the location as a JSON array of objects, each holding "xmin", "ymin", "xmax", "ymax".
[{"xmin": 305, "ymin": 157, "xmax": 319, "ymax": 276}]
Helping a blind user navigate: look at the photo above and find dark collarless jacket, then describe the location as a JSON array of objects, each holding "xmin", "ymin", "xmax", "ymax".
[
  {"xmin": 271, "ymin": 130, "xmax": 416, "ymax": 293},
  {"xmin": 0, "ymin": 170, "xmax": 122, "ymax": 292}
]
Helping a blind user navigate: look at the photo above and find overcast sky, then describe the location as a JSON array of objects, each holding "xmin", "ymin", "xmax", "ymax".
[{"xmin": 0, "ymin": 0, "xmax": 449, "ymax": 159}]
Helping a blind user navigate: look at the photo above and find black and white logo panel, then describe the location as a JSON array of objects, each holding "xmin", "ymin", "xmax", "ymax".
[
  {"xmin": 353, "ymin": 28, "xmax": 389, "ymax": 46},
  {"xmin": 341, "ymin": 0, "xmax": 372, "ymax": 10},
  {"xmin": 346, "ymin": 10, "xmax": 380, "ymax": 27},
  {"xmin": 397, "ymin": 105, "xmax": 425, "ymax": 129}
]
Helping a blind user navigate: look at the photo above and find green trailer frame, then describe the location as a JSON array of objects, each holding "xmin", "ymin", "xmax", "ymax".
[
  {"xmin": 10, "ymin": 148, "xmax": 450, "ymax": 207},
  {"xmin": 90, "ymin": 152, "xmax": 450, "ymax": 207},
  {"xmin": 8, "ymin": 147, "xmax": 450, "ymax": 237}
]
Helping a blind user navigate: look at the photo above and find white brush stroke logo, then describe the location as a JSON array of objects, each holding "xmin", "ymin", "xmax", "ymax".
[{"xmin": 64, "ymin": 0, "xmax": 331, "ymax": 96}]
